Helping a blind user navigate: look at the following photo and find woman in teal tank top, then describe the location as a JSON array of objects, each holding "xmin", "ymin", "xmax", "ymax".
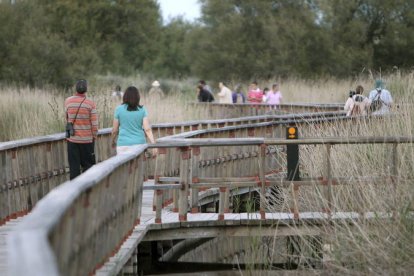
[{"xmin": 111, "ymin": 86, "xmax": 156, "ymax": 154}]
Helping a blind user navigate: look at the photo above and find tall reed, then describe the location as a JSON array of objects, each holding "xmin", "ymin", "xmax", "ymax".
[{"xmin": 264, "ymin": 91, "xmax": 414, "ymax": 273}]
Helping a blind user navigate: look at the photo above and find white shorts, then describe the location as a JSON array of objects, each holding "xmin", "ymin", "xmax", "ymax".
[{"xmin": 116, "ymin": 146, "xmax": 135, "ymax": 155}]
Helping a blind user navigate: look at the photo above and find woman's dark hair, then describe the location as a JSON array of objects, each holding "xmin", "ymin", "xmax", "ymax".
[{"xmin": 123, "ymin": 86, "xmax": 143, "ymax": 111}]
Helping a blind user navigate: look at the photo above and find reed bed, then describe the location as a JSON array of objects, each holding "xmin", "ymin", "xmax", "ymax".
[
  {"xmin": 263, "ymin": 96, "xmax": 414, "ymax": 274},
  {"xmin": 0, "ymin": 77, "xmax": 196, "ymax": 141},
  {"xmin": 1, "ymin": 72, "xmax": 414, "ymax": 273},
  {"xmin": 2, "ymin": 72, "xmax": 410, "ymax": 142}
]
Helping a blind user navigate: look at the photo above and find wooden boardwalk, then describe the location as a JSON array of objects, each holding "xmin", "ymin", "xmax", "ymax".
[
  {"xmin": 0, "ymin": 181, "xmax": 176, "ymax": 276},
  {"xmin": 0, "ymin": 217, "xmax": 24, "ymax": 276},
  {"xmin": 1, "ymin": 179, "xmax": 392, "ymax": 276}
]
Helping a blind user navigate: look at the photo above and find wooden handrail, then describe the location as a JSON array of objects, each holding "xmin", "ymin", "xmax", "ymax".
[
  {"xmin": 186, "ymin": 102, "xmax": 344, "ymax": 120},
  {"xmin": 0, "ymin": 110, "xmax": 348, "ymax": 226},
  {"xmin": 9, "ymin": 145, "xmax": 147, "ymax": 276},
  {"xmin": 152, "ymin": 136, "xmax": 414, "ymax": 147},
  {"xmin": 5, "ymin": 107, "xmax": 403, "ymax": 275},
  {"xmin": 151, "ymin": 138, "xmax": 407, "ymax": 223}
]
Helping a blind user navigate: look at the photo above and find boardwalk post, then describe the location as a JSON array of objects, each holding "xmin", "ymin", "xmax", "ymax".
[
  {"xmin": 218, "ymin": 187, "xmax": 226, "ymax": 220},
  {"xmin": 173, "ymin": 187, "xmax": 179, "ymax": 212},
  {"xmin": 391, "ymin": 143, "xmax": 398, "ymax": 179},
  {"xmin": 190, "ymin": 146, "xmax": 200, "ymax": 213},
  {"xmin": 224, "ymin": 187, "xmax": 230, "ymax": 214},
  {"xmin": 259, "ymin": 144, "xmax": 267, "ymax": 219},
  {"xmin": 179, "ymin": 147, "xmax": 191, "ymax": 221},
  {"xmin": 391, "ymin": 143, "xmax": 398, "ymax": 212},
  {"xmin": 155, "ymin": 189, "xmax": 162, "ymax": 223},
  {"xmin": 324, "ymin": 144, "xmax": 332, "ymax": 215},
  {"xmin": 153, "ymin": 148, "xmax": 166, "ymax": 211},
  {"xmin": 290, "ymin": 183, "xmax": 299, "ymax": 219}
]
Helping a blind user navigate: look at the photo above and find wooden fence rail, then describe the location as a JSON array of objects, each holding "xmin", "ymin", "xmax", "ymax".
[
  {"xmin": 8, "ymin": 145, "xmax": 147, "ymax": 276},
  {"xmin": 150, "ymin": 136, "xmax": 413, "ymax": 223},
  {"xmin": 187, "ymin": 102, "xmax": 344, "ymax": 119},
  {"xmin": 0, "ymin": 111, "xmax": 346, "ymax": 226},
  {"xmin": 0, "ymin": 131, "xmax": 114, "ymax": 227},
  {"xmin": 7, "ymin": 114, "xmax": 411, "ymax": 276}
]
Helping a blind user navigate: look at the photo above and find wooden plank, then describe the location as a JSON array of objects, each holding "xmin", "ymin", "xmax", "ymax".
[
  {"xmin": 143, "ymin": 184, "xmax": 181, "ymax": 190},
  {"xmin": 142, "ymin": 224, "xmax": 323, "ymax": 242}
]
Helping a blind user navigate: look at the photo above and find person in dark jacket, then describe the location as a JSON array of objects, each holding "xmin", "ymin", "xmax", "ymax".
[{"xmin": 197, "ymin": 84, "xmax": 214, "ymax": 102}]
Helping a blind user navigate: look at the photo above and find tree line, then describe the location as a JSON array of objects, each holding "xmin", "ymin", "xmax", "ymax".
[{"xmin": 0, "ymin": 0, "xmax": 413, "ymax": 88}]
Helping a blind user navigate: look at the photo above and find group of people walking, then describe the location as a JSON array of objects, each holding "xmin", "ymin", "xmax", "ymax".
[
  {"xmin": 344, "ymin": 80, "xmax": 393, "ymax": 116},
  {"xmin": 197, "ymin": 80, "xmax": 283, "ymax": 106},
  {"xmin": 65, "ymin": 78, "xmax": 394, "ymax": 180},
  {"xmin": 65, "ymin": 80, "xmax": 156, "ymax": 180}
]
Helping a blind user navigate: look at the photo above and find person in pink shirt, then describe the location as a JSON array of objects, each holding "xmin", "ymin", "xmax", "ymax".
[
  {"xmin": 247, "ymin": 81, "xmax": 263, "ymax": 103},
  {"xmin": 266, "ymin": 83, "xmax": 283, "ymax": 106}
]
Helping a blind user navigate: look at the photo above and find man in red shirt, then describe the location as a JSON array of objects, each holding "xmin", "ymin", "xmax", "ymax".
[{"xmin": 64, "ymin": 79, "xmax": 98, "ymax": 179}]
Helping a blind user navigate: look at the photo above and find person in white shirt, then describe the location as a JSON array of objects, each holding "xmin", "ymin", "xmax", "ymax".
[
  {"xmin": 266, "ymin": 83, "xmax": 283, "ymax": 106},
  {"xmin": 344, "ymin": 85, "xmax": 370, "ymax": 116},
  {"xmin": 262, "ymin": 87, "xmax": 269, "ymax": 103},
  {"xmin": 217, "ymin": 82, "xmax": 233, "ymax": 104},
  {"xmin": 368, "ymin": 80, "xmax": 393, "ymax": 115}
]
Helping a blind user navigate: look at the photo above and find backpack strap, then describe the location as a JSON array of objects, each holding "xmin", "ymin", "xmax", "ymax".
[
  {"xmin": 67, "ymin": 97, "xmax": 87, "ymax": 124},
  {"xmin": 375, "ymin": 89, "xmax": 381, "ymax": 100},
  {"xmin": 374, "ymin": 89, "xmax": 391, "ymax": 108}
]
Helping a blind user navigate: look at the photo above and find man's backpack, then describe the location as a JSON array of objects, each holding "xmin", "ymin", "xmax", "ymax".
[{"xmin": 370, "ymin": 90, "xmax": 383, "ymax": 112}]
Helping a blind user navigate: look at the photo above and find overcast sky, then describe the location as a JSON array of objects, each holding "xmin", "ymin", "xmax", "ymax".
[{"xmin": 158, "ymin": 0, "xmax": 201, "ymax": 23}]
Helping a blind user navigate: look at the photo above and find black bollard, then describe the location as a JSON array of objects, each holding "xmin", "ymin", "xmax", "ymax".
[{"xmin": 286, "ymin": 126, "xmax": 300, "ymax": 181}]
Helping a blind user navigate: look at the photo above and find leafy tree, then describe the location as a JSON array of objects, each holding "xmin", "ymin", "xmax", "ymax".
[
  {"xmin": 1, "ymin": 0, "xmax": 414, "ymax": 87},
  {"xmin": 0, "ymin": 0, "xmax": 163, "ymax": 87},
  {"xmin": 190, "ymin": 0, "xmax": 331, "ymax": 80},
  {"xmin": 151, "ymin": 17, "xmax": 193, "ymax": 78}
]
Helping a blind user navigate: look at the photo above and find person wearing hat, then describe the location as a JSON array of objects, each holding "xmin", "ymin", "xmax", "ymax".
[
  {"xmin": 217, "ymin": 82, "xmax": 233, "ymax": 104},
  {"xmin": 64, "ymin": 79, "xmax": 98, "ymax": 180},
  {"xmin": 148, "ymin": 80, "xmax": 165, "ymax": 102},
  {"xmin": 368, "ymin": 79, "xmax": 393, "ymax": 115}
]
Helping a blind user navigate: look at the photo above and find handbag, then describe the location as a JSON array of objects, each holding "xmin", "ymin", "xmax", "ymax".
[{"xmin": 66, "ymin": 97, "xmax": 86, "ymax": 138}]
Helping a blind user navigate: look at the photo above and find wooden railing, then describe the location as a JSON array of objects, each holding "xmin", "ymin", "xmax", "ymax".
[
  {"xmin": 187, "ymin": 102, "xmax": 344, "ymax": 119},
  {"xmin": 7, "ymin": 110, "xmax": 410, "ymax": 275},
  {"xmin": 0, "ymin": 130, "xmax": 117, "ymax": 226},
  {"xmin": 150, "ymin": 136, "xmax": 412, "ymax": 223},
  {"xmin": 9, "ymin": 134, "xmax": 411, "ymax": 275},
  {"xmin": 8, "ymin": 145, "xmax": 147, "ymax": 276},
  {"xmin": 151, "ymin": 113, "xmax": 353, "ymax": 210},
  {"xmin": 0, "ymin": 110, "xmax": 345, "ymax": 226}
]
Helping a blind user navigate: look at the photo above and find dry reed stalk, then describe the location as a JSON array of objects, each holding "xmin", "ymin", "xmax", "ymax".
[{"xmin": 265, "ymin": 103, "xmax": 414, "ymax": 273}]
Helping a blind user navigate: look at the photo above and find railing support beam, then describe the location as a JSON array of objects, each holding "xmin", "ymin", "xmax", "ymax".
[{"xmin": 178, "ymin": 147, "xmax": 191, "ymax": 221}]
